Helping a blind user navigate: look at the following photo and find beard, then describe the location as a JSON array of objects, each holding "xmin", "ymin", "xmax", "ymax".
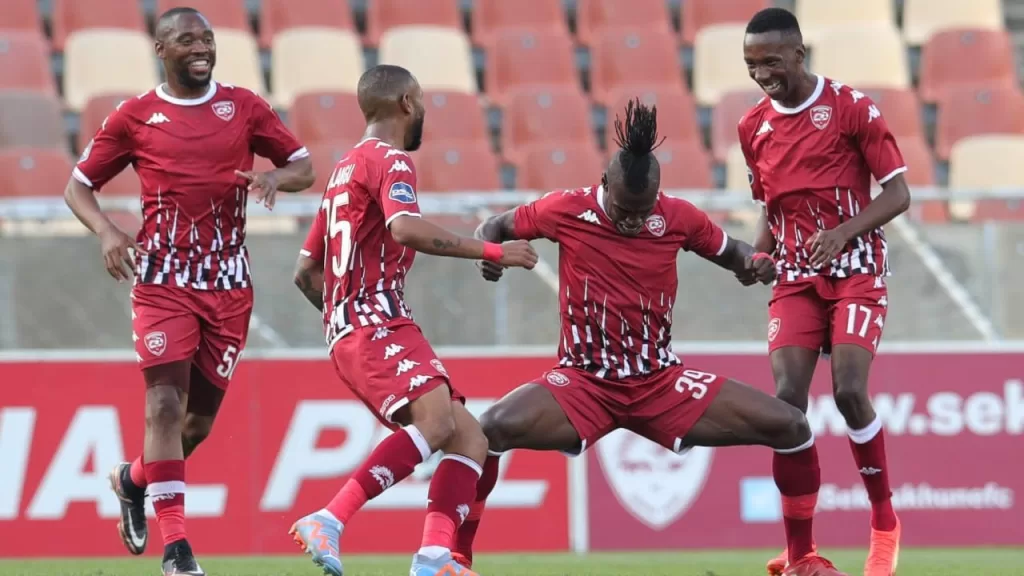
[
  {"xmin": 404, "ymin": 114, "xmax": 425, "ymax": 151},
  {"xmin": 176, "ymin": 66, "xmax": 212, "ymax": 91}
]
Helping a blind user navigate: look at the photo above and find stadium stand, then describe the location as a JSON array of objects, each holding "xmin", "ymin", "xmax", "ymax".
[
  {"xmin": 809, "ymin": 24, "xmax": 910, "ymax": 89},
  {"xmin": 605, "ymin": 87, "xmax": 701, "ymax": 148},
  {"xmin": 589, "ymin": 27, "xmax": 684, "ymax": 106},
  {"xmin": 364, "ymin": 0, "xmax": 463, "ymax": 47},
  {"xmin": 421, "ymin": 91, "xmax": 490, "ymax": 144},
  {"xmin": 948, "ymin": 135, "xmax": 1024, "ymax": 221},
  {"xmin": 502, "ymin": 86, "xmax": 597, "ymax": 167},
  {"xmin": 795, "ymin": 0, "xmax": 895, "ymax": 46},
  {"xmin": 270, "ymin": 28, "xmax": 363, "ymax": 109},
  {"xmin": 63, "ymin": 30, "xmax": 158, "ymax": 112},
  {"xmin": 0, "ymin": 94, "xmax": 67, "ymax": 152},
  {"xmin": 681, "ymin": 0, "xmax": 771, "ymax": 46},
  {"xmin": 50, "ymin": 0, "xmax": 147, "ymax": 52},
  {"xmin": 692, "ymin": 24, "xmax": 750, "ymax": 106},
  {"xmin": 0, "ymin": 32, "xmax": 58, "ymax": 95},
  {"xmin": 0, "ymin": 148, "xmax": 73, "ymax": 197},
  {"xmin": 485, "ymin": 28, "xmax": 579, "ymax": 107},
  {"xmin": 413, "ymin": 141, "xmax": 502, "ymax": 192},
  {"xmin": 902, "ymin": 0, "xmax": 1004, "ymax": 46},
  {"xmin": 377, "ymin": 27, "xmax": 476, "ymax": 93},
  {"xmin": 204, "ymin": 29, "xmax": 266, "ymax": 95},
  {"xmin": 470, "ymin": 0, "xmax": 567, "ymax": 49},
  {"xmin": 288, "ymin": 92, "xmax": 364, "ymax": 146},
  {"xmin": 576, "ymin": 0, "xmax": 675, "ymax": 47},
  {"xmin": 918, "ymin": 29, "xmax": 1017, "ymax": 103},
  {"xmin": 518, "ymin": 143, "xmax": 604, "ymax": 191},
  {"xmin": 156, "ymin": 0, "xmax": 249, "ymax": 31},
  {"xmin": 934, "ymin": 83, "xmax": 1024, "ymax": 161},
  {"xmin": 259, "ymin": 0, "xmax": 356, "ymax": 50},
  {"xmin": 711, "ymin": 91, "xmax": 764, "ymax": 162},
  {"xmin": 3, "ymin": 0, "xmax": 43, "ymax": 34},
  {"xmin": 651, "ymin": 141, "xmax": 715, "ymax": 190}
]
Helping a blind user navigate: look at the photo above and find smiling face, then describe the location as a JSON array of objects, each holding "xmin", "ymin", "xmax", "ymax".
[
  {"xmin": 156, "ymin": 11, "xmax": 216, "ymax": 93},
  {"xmin": 743, "ymin": 30, "xmax": 806, "ymax": 104}
]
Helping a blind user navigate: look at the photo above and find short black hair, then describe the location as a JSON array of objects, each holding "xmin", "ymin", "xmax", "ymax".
[
  {"xmin": 357, "ymin": 64, "xmax": 416, "ymax": 121},
  {"xmin": 155, "ymin": 7, "xmax": 205, "ymax": 40},
  {"xmin": 611, "ymin": 98, "xmax": 664, "ymax": 194},
  {"xmin": 745, "ymin": 7, "xmax": 801, "ymax": 37}
]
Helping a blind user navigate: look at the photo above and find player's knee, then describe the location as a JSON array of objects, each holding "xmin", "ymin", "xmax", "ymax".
[
  {"xmin": 416, "ymin": 410, "xmax": 457, "ymax": 452},
  {"xmin": 832, "ymin": 360, "xmax": 871, "ymax": 415},
  {"xmin": 764, "ymin": 402, "xmax": 812, "ymax": 449},
  {"xmin": 784, "ymin": 407, "xmax": 813, "ymax": 446},
  {"xmin": 458, "ymin": 421, "xmax": 489, "ymax": 465},
  {"xmin": 478, "ymin": 403, "xmax": 524, "ymax": 453},
  {"xmin": 145, "ymin": 388, "xmax": 185, "ymax": 431},
  {"xmin": 775, "ymin": 381, "xmax": 810, "ymax": 413},
  {"xmin": 181, "ymin": 415, "xmax": 213, "ymax": 453}
]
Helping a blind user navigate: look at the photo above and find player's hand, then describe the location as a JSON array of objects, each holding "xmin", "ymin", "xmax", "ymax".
[
  {"xmin": 806, "ymin": 228, "xmax": 847, "ymax": 268},
  {"xmin": 98, "ymin": 224, "xmax": 145, "ymax": 283},
  {"xmin": 235, "ymin": 170, "xmax": 281, "ymax": 211},
  {"xmin": 477, "ymin": 260, "xmax": 504, "ymax": 282},
  {"xmin": 497, "ymin": 240, "xmax": 538, "ymax": 270}
]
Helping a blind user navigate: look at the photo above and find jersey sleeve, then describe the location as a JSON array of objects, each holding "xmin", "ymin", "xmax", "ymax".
[
  {"xmin": 513, "ymin": 190, "xmax": 567, "ymax": 241},
  {"xmin": 249, "ymin": 92, "xmax": 309, "ymax": 167},
  {"xmin": 844, "ymin": 92, "xmax": 907, "ymax": 185},
  {"xmin": 372, "ymin": 150, "xmax": 421, "ymax": 227},
  {"xmin": 72, "ymin": 101, "xmax": 134, "ymax": 191},
  {"xmin": 677, "ymin": 199, "xmax": 729, "ymax": 260},
  {"xmin": 737, "ymin": 120, "xmax": 766, "ymax": 204},
  {"xmin": 299, "ymin": 206, "xmax": 326, "ymax": 264}
]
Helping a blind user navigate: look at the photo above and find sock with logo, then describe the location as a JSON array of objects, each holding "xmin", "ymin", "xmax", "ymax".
[
  {"xmin": 454, "ymin": 452, "xmax": 501, "ymax": 563},
  {"xmin": 145, "ymin": 459, "xmax": 187, "ymax": 546},
  {"xmin": 848, "ymin": 414, "xmax": 897, "ymax": 531},
  {"xmin": 324, "ymin": 425, "xmax": 431, "ymax": 525},
  {"xmin": 418, "ymin": 454, "xmax": 483, "ymax": 559},
  {"xmin": 773, "ymin": 438, "xmax": 820, "ymax": 564}
]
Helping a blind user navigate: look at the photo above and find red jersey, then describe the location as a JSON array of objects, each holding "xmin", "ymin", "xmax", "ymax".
[
  {"xmin": 74, "ymin": 82, "xmax": 308, "ymax": 290},
  {"xmin": 300, "ymin": 138, "xmax": 420, "ymax": 349},
  {"xmin": 514, "ymin": 185, "xmax": 728, "ymax": 379},
  {"xmin": 737, "ymin": 75, "xmax": 907, "ymax": 283}
]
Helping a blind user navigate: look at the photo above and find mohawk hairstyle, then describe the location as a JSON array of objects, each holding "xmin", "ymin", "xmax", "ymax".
[
  {"xmin": 612, "ymin": 98, "xmax": 665, "ymax": 194},
  {"xmin": 745, "ymin": 7, "xmax": 801, "ymax": 37}
]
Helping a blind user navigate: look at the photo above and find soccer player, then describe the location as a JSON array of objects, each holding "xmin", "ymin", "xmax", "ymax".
[
  {"xmin": 289, "ymin": 64, "xmax": 538, "ymax": 576},
  {"xmin": 738, "ymin": 8, "xmax": 910, "ymax": 576},
  {"xmin": 64, "ymin": 8, "xmax": 314, "ymax": 576},
  {"xmin": 456, "ymin": 100, "xmax": 846, "ymax": 576}
]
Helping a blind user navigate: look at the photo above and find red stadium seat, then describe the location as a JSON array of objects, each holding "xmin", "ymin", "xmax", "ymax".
[
  {"xmin": 711, "ymin": 90, "xmax": 764, "ymax": 162},
  {"xmin": 857, "ymin": 88, "xmax": 924, "ymax": 140},
  {"xmin": 0, "ymin": 93, "xmax": 67, "ymax": 152},
  {"xmin": 653, "ymin": 141, "xmax": 714, "ymax": 189},
  {"xmin": 681, "ymin": 0, "xmax": 770, "ymax": 45},
  {"xmin": 77, "ymin": 94, "xmax": 135, "ymax": 152},
  {"xmin": 518, "ymin": 143, "xmax": 604, "ymax": 191},
  {"xmin": 605, "ymin": 87, "xmax": 700, "ymax": 150},
  {"xmin": 589, "ymin": 28, "xmax": 685, "ymax": 106},
  {"xmin": 501, "ymin": 86, "xmax": 596, "ymax": 167},
  {"xmin": 414, "ymin": 141, "xmax": 501, "ymax": 192},
  {"xmin": 307, "ymin": 140, "xmax": 360, "ymax": 193},
  {"xmin": 935, "ymin": 84, "xmax": 1024, "ymax": 160},
  {"xmin": 470, "ymin": 0, "xmax": 566, "ymax": 49},
  {"xmin": 968, "ymin": 200, "xmax": 1024, "ymax": 222},
  {"xmin": 0, "ymin": 148, "xmax": 73, "ymax": 197},
  {"xmin": 422, "ymin": 92, "xmax": 489, "ymax": 144},
  {"xmin": 156, "ymin": 0, "xmax": 249, "ymax": 31},
  {"xmin": 918, "ymin": 29, "xmax": 1016, "ymax": 103},
  {"xmin": 259, "ymin": 0, "xmax": 355, "ymax": 49},
  {"xmin": 485, "ymin": 28, "xmax": 578, "ymax": 107},
  {"xmin": 3, "ymin": 0, "xmax": 43, "ymax": 34},
  {"xmin": 575, "ymin": 0, "xmax": 674, "ymax": 47},
  {"xmin": 897, "ymin": 137, "xmax": 946, "ymax": 222},
  {"xmin": 364, "ymin": 0, "xmax": 462, "ymax": 47},
  {"xmin": 51, "ymin": 0, "xmax": 146, "ymax": 52},
  {"xmin": 288, "ymin": 92, "xmax": 364, "ymax": 146},
  {"xmin": 0, "ymin": 32, "xmax": 56, "ymax": 95}
]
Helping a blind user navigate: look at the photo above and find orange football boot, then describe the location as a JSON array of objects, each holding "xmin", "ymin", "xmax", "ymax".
[
  {"xmin": 783, "ymin": 553, "xmax": 848, "ymax": 576},
  {"xmin": 766, "ymin": 548, "xmax": 788, "ymax": 575},
  {"xmin": 864, "ymin": 517, "xmax": 901, "ymax": 576}
]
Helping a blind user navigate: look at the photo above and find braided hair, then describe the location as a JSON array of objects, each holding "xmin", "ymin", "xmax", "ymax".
[{"xmin": 611, "ymin": 98, "xmax": 665, "ymax": 194}]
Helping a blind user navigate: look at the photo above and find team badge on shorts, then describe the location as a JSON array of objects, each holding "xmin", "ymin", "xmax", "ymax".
[
  {"xmin": 768, "ymin": 318, "xmax": 781, "ymax": 342},
  {"xmin": 545, "ymin": 371, "xmax": 570, "ymax": 387},
  {"xmin": 809, "ymin": 105, "xmax": 832, "ymax": 130},
  {"xmin": 644, "ymin": 215, "xmax": 666, "ymax": 237},
  {"xmin": 144, "ymin": 331, "xmax": 167, "ymax": 356},
  {"xmin": 430, "ymin": 358, "xmax": 449, "ymax": 377},
  {"xmin": 211, "ymin": 101, "xmax": 235, "ymax": 121}
]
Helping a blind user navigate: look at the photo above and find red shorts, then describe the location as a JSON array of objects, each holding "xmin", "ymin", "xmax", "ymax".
[
  {"xmin": 330, "ymin": 322, "xmax": 464, "ymax": 430},
  {"xmin": 768, "ymin": 274, "xmax": 888, "ymax": 356},
  {"xmin": 532, "ymin": 364, "xmax": 725, "ymax": 455},
  {"xmin": 131, "ymin": 283, "xmax": 253, "ymax": 389}
]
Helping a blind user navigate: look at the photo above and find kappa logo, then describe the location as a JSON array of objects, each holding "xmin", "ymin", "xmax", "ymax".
[
  {"xmin": 383, "ymin": 343, "xmax": 404, "ymax": 359},
  {"xmin": 145, "ymin": 112, "xmax": 170, "ymax": 125},
  {"xmin": 645, "ymin": 214, "xmax": 666, "ymax": 237},
  {"xmin": 389, "ymin": 159, "xmax": 412, "ymax": 174},
  {"xmin": 545, "ymin": 371, "xmax": 570, "ymax": 387},
  {"xmin": 430, "ymin": 359, "xmax": 448, "ymax": 377},
  {"xmin": 372, "ymin": 326, "xmax": 393, "ymax": 341},
  {"xmin": 211, "ymin": 101, "xmax": 235, "ymax": 121},
  {"xmin": 79, "ymin": 140, "xmax": 94, "ymax": 163},
  {"xmin": 768, "ymin": 318, "xmax": 781, "ymax": 342},
  {"xmin": 596, "ymin": 430, "xmax": 714, "ymax": 530},
  {"xmin": 756, "ymin": 120, "xmax": 773, "ymax": 136},
  {"xmin": 577, "ymin": 210, "xmax": 600, "ymax": 225},
  {"xmin": 396, "ymin": 359, "xmax": 420, "ymax": 375},
  {"xmin": 384, "ymin": 148, "xmax": 409, "ymax": 158},
  {"xmin": 408, "ymin": 374, "xmax": 431, "ymax": 391},
  {"xmin": 144, "ymin": 331, "xmax": 167, "ymax": 356},
  {"xmin": 810, "ymin": 105, "xmax": 832, "ymax": 130}
]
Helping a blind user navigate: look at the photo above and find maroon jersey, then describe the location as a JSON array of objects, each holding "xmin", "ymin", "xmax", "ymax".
[
  {"xmin": 300, "ymin": 138, "xmax": 420, "ymax": 348},
  {"xmin": 74, "ymin": 82, "xmax": 307, "ymax": 290},
  {"xmin": 514, "ymin": 185, "xmax": 728, "ymax": 379},
  {"xmin": 737, "ymin": 75, "xmax": 907, "ymax": 283}
]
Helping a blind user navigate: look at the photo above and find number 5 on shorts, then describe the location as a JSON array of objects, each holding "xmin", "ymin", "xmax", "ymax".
[
  {"xmin": 675, "ymin": 369, "xmax": 715, "ymax": 399},
  {"xmin": 216, "ymin": 345, "xmax": 241, "ymax": 380}
]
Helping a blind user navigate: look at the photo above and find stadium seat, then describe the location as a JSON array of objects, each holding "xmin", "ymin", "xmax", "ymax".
[
  {"xmin": 3, "ymin": 0, "xmax": 42, "ymax": 34},
  {"xmin": 681, "ymin": 0, "xmax": 769, "ymax": 46},
  {"xmin": 414, "ymin": 141, "xmax": 501, "ymax": 192},
  {"xmin": 0, "ymin": 148, "xmax": 73, "ymax": 197},
  {"xmin": 288, "ymin": 92, "xmax": 364, "ymax": 146},
  {"xmin": 63, "ymin": 30, "xmax": 159, "ymax": 112},
  {"xmin": 485, "ymin": 28, "xmax": 578, "ymax": 107},
  {"xmin": 51, "ymin": 0, "xmax": 146, "ymax": 52},
  {"xmin": 77, "ymin": 94, "xmax": 135, "ymax": 152},
  {"xmin": 902, "ymin": 0, "xmax": 1003, "ymax": 46},
  {"xmin": 948, "ymin": 135, "xmax": 1024, "ymax": 221},
  {"xmin": 711, "ymin": 90, "xmax": 764, "ymax": 162},
  {"xmin": 895, "ymin": 136, "xmax": 946, "ymax": 222},
  {"xmin": 653, "ymin": 141, "xmax": 714, "ymax": 190},
  {"xmin": 307, "ymin": 140, "xmax": 359, "ymax": 192},
  {"xmin": 692, "ymin": 24, "xmax": 752, "ymax": 106},
  {"xmin": 809, "ymin": 24, "xmax": 909, "ymax": 90},
  {"xmin": 364, "ymin": 0, "xmax": 462, "ymax": 47},
  {"xmin": 0, "ymin": 32, "xmax": 56, "ymax": 95},
  {"xmin": 918, "ymin": 29, "xmax": 1016, "ymax": 103},
  {"xmin": 858, "ymin": 88, "xmax": 923, "ymax": 140},
  {"xmin": 575, "ymin": 0, "xmax": 674, "ymax": 47},
  {"xmin": 724, "ymin": 144, "xmax": 751, "ymax": 194},
  {"xmin": 208, "ymin": 30, "xmax": 266, "ymax": 95},
  {"xmin": 378, "ymin": 27, "xmax": 476, "ymax": 94},
  {"xmin": 259, "ymin": 0, "xmax": 355, "ymax": 49},
  {"xmin": 501, "ymin": 87, "xmax": 596, "ymax": 166},
  {"xmin": 605, "ymin": 87, "xmax": 701, "ymax": 150},
  {"xmin": 471, "ymin": 0, "xmax": 566, "ymax": 49},
  {"xmin": 0, "ymin": 94, "xmax": 67, "ymax": 152},
  {"xmin": 589, "ymin": 27, "xmax": 685, "ymax": 106},
  {"xmin": 270, "ymin": 29, "xmax": 363, "ymax": 109},
  {"xmin": 518, "ymin": 143, "xmax": 604, "ymax": 191},
  {"xmin": 422, "ymin": 92, "xmax": 489, "ymax": 144},
  {"xmin": 795, "ymin": 0, "xmax": 894, "ymax": 46},
  {"xmin": 156, "ymin": 0, "xmax": 249, "ymax": 31},
  {"xmin": 935, "ymin": 84, "xmax": 1024, "ymax": 161}
]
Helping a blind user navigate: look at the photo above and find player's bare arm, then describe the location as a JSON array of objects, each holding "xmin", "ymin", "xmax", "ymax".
[
  {"xmin": 235, "ymin": 155, "xmax": 315, "ymax": 210},
  {"xmin": 293, "ymin": 254, "xmax": 324, "ymax": 312},
  {"xmin": 64, "ymin": 177, "xmax": 146, "ymax": 283},
  {"xmin": 708, "ymin": 235, "xmax": 775, "ymax": 286},
  {"xmin": 473, "ymin": 209, "xmax": 518, "ymax": 282},
  {"xmin": 753, "ymin": 206, "xmax": 777, "ymax": 255},
  {"xmin": 389, "ymin": 213, "xmax": 537, "ymax": 270}
]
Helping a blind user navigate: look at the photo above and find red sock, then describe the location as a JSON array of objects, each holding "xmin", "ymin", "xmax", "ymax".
[
  {"xmin": 848, "ymin": 416, "xmax": 897, "ymax": 531},
  {"xmin": 325, "ymin": 425, "xmax": 430, "ymax": 524},
  {"xmin": 773, "ymin": 441, "xmax": 820, "ymax": 564},
  {"xmin": 145, "ymin": 459, "xmax": 186, "ymax": 546},
  {"xmin": 129, "ymin": 456, "xmax": 147, "ymax": 488},
  {"xmin": 454, "ymin": 453, "xmax": 501, "ymax": 561},
  {"xmin": 421, "ymin": 454, "xmax": 482, "ymax": 551}
]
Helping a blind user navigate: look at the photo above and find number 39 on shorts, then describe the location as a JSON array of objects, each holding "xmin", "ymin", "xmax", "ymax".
[{"xmin": 675, "ymin": 369, "xmax": 715, "ymax": 399}]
